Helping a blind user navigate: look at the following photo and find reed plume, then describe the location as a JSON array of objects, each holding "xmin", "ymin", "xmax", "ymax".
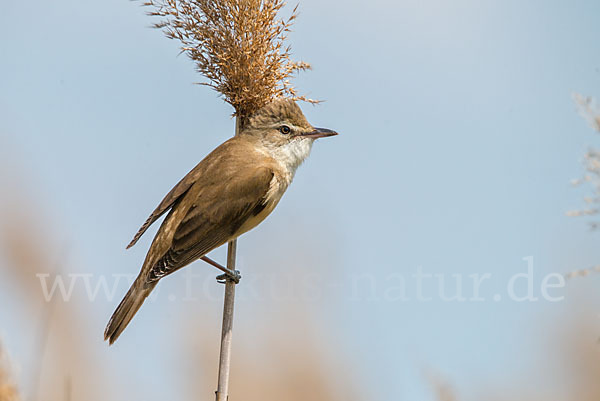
[
  {"xmin": 574, "ymin": 93, "xmax": 600, "ymax": 132},
  {"xmin": 143, "ymin": 0, "xmax": 317, "ymax": 120},
  {"xmin": 568, "ymin": 94, "xmax": 600, "ymax": 230}
]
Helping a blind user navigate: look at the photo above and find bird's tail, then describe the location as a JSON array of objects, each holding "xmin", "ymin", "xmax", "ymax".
[{"xmin": 104, "ymin": 279, "xmax": 154, "ymax": 345}]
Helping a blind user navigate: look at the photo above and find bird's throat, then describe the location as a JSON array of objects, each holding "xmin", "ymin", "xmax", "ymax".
[{"xmin": 269, "ymin": 138, "xmax": 314, "ymax": 179}]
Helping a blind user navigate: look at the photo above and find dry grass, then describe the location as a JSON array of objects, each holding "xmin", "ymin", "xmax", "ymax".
[
  {"xmin": 0, "ymin": 166, "xmax": 109, "ymax": 401},
  {"xmin": 182, "ymin": 311, "xmax": 363, "ymax": 401},
  {"xmin": 0, "ymin": 345, "xmax": 19, "ymax": 401},
  {"xmin": 426, "ymin": 370, "xmax": 457, "ymax": 401},
  {"xmin": 142, "ymin": 0, "xmax": 317, "ymax": 120},
  {"xmin": 431, "ymin": 318, "xmax": 600, "ymax": 401}
]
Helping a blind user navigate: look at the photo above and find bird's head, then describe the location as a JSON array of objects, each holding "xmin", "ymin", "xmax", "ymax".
[
  {"xmin": 241, "ymin": 99, "xmax": 338, "ymax": 172},
  {"xmin": 243, "ymin": 98, "xmax": 338, "ymax": 145}
]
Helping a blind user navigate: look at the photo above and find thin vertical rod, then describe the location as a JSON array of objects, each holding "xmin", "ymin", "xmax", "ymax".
[
  {"xmin": 215, "ymin": 240, "xmax": 237, "ymax": 401},
  {"xmin": 215, "ymin": 117, "xmax": 241, "ymax": 401}
]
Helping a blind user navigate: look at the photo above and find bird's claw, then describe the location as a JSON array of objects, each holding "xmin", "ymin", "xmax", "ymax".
[{"xmin": 216, "ymin": 270, "xmax": 241, "ymax": 284}]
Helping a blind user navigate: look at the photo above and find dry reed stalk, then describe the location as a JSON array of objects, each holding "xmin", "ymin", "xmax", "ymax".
[
  {"xmin": 215, "ymin": 119, "xmax": 240, "ymax": 401},
  {"xmin": 142, "ymin": 0, "xmax": 317, "ymax": 121}
]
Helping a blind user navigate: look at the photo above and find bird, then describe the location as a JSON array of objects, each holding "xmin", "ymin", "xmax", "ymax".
[{"xmin": 104, "ymin": 98, "xmax": 338, "ymax": 344}]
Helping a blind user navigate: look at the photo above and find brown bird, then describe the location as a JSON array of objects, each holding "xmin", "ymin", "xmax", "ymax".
[{"xmin": 104, "ymin": 99, "xmax": 337, "ymax": 344}]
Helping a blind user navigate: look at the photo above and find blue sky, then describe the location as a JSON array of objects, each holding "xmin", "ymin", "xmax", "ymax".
[{"xmin": 2, "ymin": 0, "xmax": 600, "ymax": 400}]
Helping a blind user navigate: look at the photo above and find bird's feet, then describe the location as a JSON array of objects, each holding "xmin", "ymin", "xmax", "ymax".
[
  {"xmin": 216, "ymin": 270, "xmax": 242, "ymax": 284},
  {"xmin": 200, "ymin": 255, "xmax": 242, "ymax": 284}
]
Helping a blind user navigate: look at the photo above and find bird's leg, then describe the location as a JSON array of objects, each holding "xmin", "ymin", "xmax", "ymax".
[{"xmin": 200, "ymin": 256, "xmax": 241, "ymax": 284}]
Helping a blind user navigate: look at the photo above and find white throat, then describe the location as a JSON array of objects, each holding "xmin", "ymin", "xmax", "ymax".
[{"xmin": 267, "ymin": 138, "xmax": 314, "ymax": 178}]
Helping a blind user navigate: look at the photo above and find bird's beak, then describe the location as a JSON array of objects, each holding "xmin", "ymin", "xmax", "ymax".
[{"xmin": 301, "ymin": 127, "xmax": 338, "ymax": 139}]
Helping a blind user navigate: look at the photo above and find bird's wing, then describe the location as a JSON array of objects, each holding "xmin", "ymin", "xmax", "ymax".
[
  {"xmin": 126, "ymin": 161, "xmax": 209, "ymax": 249},
  {"xmin": 145, "ymin": 164, "xmax": 275, "ymax": 282}
]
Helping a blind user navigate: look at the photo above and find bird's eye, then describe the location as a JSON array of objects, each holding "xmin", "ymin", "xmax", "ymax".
[{"xmin": 279, "ymin": 125, "xmax": 291, "ymax": 135}]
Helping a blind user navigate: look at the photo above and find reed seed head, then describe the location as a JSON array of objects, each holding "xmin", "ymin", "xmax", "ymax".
[{"xmin": 143, "ymin": 0, "xmax": 318, "ymax": 120}]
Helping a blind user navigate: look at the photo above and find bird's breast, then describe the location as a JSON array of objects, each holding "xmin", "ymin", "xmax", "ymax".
[{"xmin": 234, "ymin": 173, "xmax": 289, "ymax": 237}]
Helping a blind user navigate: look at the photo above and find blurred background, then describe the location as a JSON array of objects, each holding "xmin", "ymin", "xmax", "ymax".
[{"xmin": 2, "ymin": 0, "xmax": 600, "ymax": 400}]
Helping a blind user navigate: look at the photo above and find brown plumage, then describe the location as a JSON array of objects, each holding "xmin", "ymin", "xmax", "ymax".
[{"xmin": 104, "ymin": 99, "xmax": 337, "ymax": 344}]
